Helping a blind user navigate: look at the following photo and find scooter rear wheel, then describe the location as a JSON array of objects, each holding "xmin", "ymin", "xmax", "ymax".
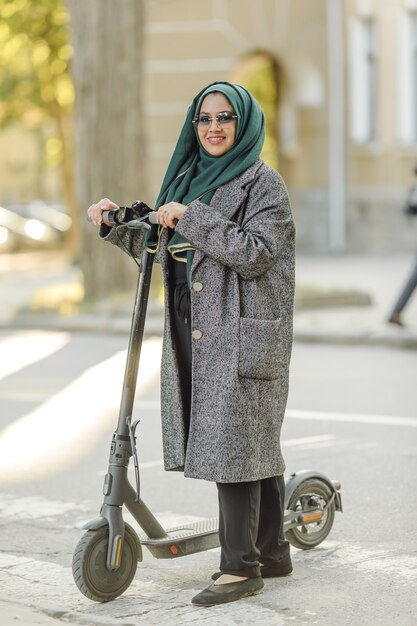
[
  {"xmin": 285, "ymin": 478, "xmax": 335, "ymax": 550},
  {"xmin": 72, "ymin": 524, "xmax": 138, "ymax": 602}
]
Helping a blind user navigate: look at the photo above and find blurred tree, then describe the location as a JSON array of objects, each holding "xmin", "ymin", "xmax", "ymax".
[
  {"xmin": 232, "ymin": 50, "xmax": 286, "ymax": 171},
  {"xmin": 66, "ymin": 0, "xmax": 147, "ymax": 300},
  {"xmin": 0, "ymin": 0, "xmax": 79, "ymax": 250}
]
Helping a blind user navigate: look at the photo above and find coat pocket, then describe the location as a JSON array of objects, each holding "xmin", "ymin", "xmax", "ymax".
[{"xmin": 238, "ymin": 317, "xmax": 283, "ymax": 380}]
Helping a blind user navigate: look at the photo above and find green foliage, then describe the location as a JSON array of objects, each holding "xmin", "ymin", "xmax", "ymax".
[
  {"xmin": 233, "ymin": 52, "xmax": 280, "ymax": 170},
  {"xmin": 0, "ymin": 0, "xmax": 74, "ymax": 137}
]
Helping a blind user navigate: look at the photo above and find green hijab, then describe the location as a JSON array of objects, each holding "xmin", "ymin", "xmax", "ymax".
[{"xmin": 146, "ymin": 82, "xmax": 265, "ymax": 277}]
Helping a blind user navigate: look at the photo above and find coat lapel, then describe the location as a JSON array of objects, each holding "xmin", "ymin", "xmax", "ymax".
[{"xmin": 190, "ymin": 160, "xmax": 263, "ymax": 275}]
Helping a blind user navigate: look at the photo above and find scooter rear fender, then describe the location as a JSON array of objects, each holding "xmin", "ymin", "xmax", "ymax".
[{"xmin": 285, "ymin": 469, "xmax": 342, "ymax": 512}]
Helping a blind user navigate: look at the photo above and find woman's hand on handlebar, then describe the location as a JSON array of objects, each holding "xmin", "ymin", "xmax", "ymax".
[
  {"xmin": 87, "ymin": 198, "xmax": 119, "ymax": 226},
  {"xmin": 157, "ymin": 202, "xmax": 187, "ymax": 229}
]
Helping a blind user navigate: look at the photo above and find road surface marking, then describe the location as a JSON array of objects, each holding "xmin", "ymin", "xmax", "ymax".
[
  {"xmin": 103, "ymin": 435, "xmax": 337, "ymax": 475},
  {"xmin": 286, "ymin": 409, "xmax": 417, "ymax": 428},
  {"xmin": 135, "ymin": 400, "xmax": 417, "ymax": 428},
  {"xmin": 0, "ymin": 493, "xmax": 92, "ymax": 520},
  {"xmin": 0, "ymin": 337, "xmax": 162, "ymax": 485},
  {"xmin": 309, "ymin": 540, "xmax": 417, "ymax": 581},
  {"xmin": 135, "ymin": 399, "xmax": 161, "ymax": 410},
  {"xmin": 283, "ymin": 434, "xmax": 335, "ymax": 446},
  {"xmin": 0, "ymin": 552, "xmax": 286, "ymax": 624},
  {"xmin": 139, "ymin": 459, "xmax": 164, "ymax": 469},
  {"xmin": 96, "ymin": 459, "xmax": 165, "ymax": 476},
  {"xmin": 0, "ymin": 331, "xmax": 69, "ymax": 381},
  {"xmin": 0, "ymin": 390, "xmax": 57, "ymax": 401},
  {"xmin": 0, "ymin": 493, "xmax": 208, "ymax": 531}
]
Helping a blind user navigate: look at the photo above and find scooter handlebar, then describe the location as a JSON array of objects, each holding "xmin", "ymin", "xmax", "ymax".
[{"xmin": 101, "ymin": 208, "xmax": 159, "ymax": 226}]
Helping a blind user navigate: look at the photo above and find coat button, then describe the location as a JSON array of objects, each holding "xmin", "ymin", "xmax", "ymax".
[
  {"xmin": 193, "ymin": 282, "xmax": 203, "ymax": 292},
  {"xmin": 192, "ymin": 329, "xmax": 202, "ymax": 340}
]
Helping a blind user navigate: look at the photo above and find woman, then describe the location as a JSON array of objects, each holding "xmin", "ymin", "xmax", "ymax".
[
  {"xmin": 388, "ymin": 161, "xmax": 417, "ymax": 327},
  {"xmin": 88, "ymin": 81, "xmax": 295, "ymax": 607}
]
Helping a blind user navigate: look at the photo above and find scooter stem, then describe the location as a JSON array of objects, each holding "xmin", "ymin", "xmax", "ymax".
[{"xmin": 116, "ymin": 249, "xmax": 154, "ymax": 437}]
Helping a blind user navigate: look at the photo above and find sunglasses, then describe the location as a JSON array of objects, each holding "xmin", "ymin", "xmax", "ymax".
[{"xmin": 192, "ymin": 111, "xmax": 238, "ymax": 128}]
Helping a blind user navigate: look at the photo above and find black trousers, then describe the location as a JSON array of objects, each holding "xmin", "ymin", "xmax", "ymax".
[
  {"xmin": 171, "ymin": 280, "xmax": 192, "ymax": 441},
  {"xmin": 390, "ymin": 254, "xmax": 417, "ymax": 316},
  {"xmin": 217, "ymin": 476, "xmax": 289, "ymax": 578},
  {"xmin": 171, "ymin": 274, "xmax": 289, "ymax": 578}
]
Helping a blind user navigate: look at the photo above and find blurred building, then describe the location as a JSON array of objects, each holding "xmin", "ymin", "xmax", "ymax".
[
  {"xmin": 1, "ymin": 0, "xmax": 416, "ymax": 253},
  {"xmin": 144, "ymin": 0, "xmax": 417, "ymax": 252}
]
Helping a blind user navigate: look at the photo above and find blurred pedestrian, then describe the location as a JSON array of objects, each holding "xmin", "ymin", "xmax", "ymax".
[
  {"xmin": 388, "ymin": 162, "xmax": 417, "ymax": 326},
  {"xmin": 88, "ymin": 82, "xmax": 295, "ymax": 606}
]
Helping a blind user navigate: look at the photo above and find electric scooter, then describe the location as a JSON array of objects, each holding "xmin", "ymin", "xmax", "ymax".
[{"xmin": 73, "ymin": 203, "xmax": 343, "ymax": 603}]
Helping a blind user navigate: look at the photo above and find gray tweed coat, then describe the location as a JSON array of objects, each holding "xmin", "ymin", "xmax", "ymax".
[{"xmin": 101, "ymin": 159, "xmax": 295, "ymax": 483}]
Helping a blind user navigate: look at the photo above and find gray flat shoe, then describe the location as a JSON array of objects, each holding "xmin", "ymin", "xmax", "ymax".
[{"xmin": 191, "ymin": 576, "xmax": 264, "ymax": 606}]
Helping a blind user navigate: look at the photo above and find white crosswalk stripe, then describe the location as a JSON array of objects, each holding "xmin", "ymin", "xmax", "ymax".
[
  {"xmin": 286, "ymin": 408, "xmax": 417, "ymax": 427},
  {"xmin": 0, "ymin": 492, "xmax": 205, "ymax": 531},
  {"xmin": 0, "ymin": 330, "xmax": 69, "ymax": 381},
  {"xmin": 0, "ymin": 336, "xmax": 162, "ymax": 485}
]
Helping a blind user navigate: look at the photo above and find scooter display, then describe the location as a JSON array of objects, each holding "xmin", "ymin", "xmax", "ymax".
[{"xmin": 73, "ymin": 204, "xmax": 343, "ymax": 603}]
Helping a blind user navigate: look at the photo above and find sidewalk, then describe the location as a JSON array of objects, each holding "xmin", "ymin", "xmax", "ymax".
[
  {"xmin": 294, "ymin": 252, "xmax": 417, "ymax": 348},
  {"xmin": 1, "ymin": 250, "xmax": 416, "ymax": 349}
]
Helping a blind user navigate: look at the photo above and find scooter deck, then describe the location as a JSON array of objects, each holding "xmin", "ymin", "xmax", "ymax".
[{"xmin": 140, "ymin": 517, "xmax": 219, "ymax": 559}]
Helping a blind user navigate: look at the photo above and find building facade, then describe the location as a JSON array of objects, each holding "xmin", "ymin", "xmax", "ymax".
[
  {"xmin": 1, "ymin": 0, "xmax": 416, "ymax": 252},
  {"xmin": 144, "ymin": 0, "xmax": 417, "ymax": 251}
]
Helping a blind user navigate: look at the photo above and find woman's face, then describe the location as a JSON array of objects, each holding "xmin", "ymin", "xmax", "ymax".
[{"xmin": 196, "ymin": 93, "xmax": 237, "ymax": 157}]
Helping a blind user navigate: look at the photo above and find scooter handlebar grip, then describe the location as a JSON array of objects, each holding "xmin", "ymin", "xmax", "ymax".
[
  {"xmin": 147, "ymin": 211, "xmax": 159, "ymax": 225},
  {"xmin": 102, "ymin": 210, "xmax": 117, "ymax": 224}
]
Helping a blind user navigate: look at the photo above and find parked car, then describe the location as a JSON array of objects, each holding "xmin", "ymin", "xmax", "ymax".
[
  {"xmin": 0, "ymin": 205, "xmax": 60, "ymax": 253},
  {"xmin": 7, "ymin": 201, "xmax": 72, "ymax": 240}
]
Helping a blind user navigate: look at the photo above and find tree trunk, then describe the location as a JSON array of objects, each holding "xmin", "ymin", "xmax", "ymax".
[
  {"xmin": 48, "ymin": 100, "xmax": 81, "ymax": 256},
  {"xmin": 66, "ymin": 0, "xmax": 147, "ymax": 300}
]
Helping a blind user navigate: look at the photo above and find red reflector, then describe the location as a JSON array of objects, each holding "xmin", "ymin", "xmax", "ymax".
[{"xmin": 170, "ymin": 545, "xmax": 179, "ymax": 555}]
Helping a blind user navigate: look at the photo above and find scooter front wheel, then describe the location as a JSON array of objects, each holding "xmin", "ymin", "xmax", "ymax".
[
  {"xmin": 72, "ymin": 524, "xmax": 138, "ymax": 602},
  {"xmin": 285, "ymin": 478, "xmax": 335, "ymax": 550}
]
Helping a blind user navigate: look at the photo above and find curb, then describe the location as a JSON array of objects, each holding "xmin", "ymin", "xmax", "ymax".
[
  {"xmin": 3, "ymin": 311, "xmax": 417, "ymax": 349},
  {"xmin": 293, "ymin": 328, "xmax": 417, "ymax": 349}
]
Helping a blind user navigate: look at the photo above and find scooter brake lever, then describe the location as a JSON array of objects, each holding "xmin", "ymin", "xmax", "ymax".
[{"xmin": 125, "ymin": 219, "xmax": 151, "ymax": 230}]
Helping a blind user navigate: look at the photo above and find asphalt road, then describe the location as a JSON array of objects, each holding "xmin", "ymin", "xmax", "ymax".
[{"xmin": 0, "ymin": 329, "xmax": 416, "ymax": 625}]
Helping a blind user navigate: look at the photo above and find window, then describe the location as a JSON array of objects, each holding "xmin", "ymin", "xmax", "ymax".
[
  {"xmin": 414, "ymin": 13, "xmax": 417, "ymax": 139},
  {"xmin": 398, "ymin": 10, "xmax": 417, "ymax": 144},
  {"xmin": 349, "ymin": 18, "xmax": 378, "ymax": 143}
]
